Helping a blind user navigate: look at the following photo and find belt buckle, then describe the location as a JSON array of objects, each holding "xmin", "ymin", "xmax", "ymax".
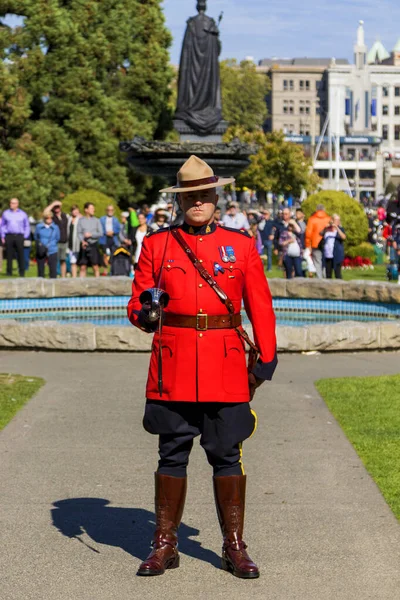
[{"xmin": 196, "ymin": 313, "xmax": 208, "ymax": 331}]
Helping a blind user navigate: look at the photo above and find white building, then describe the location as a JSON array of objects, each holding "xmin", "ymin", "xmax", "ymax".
[{"xmin": 324, "ymin": 21, "xmax": 400, "ymax": 198}]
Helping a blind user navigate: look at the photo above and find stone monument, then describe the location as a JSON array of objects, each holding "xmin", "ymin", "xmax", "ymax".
[
  {"xmin": 174, "ymin": 0, "xmax": 227, "ymax": 141},
  {"xmin": 120, "ymin": 1, "xmax": 252, "ymax": 182}
]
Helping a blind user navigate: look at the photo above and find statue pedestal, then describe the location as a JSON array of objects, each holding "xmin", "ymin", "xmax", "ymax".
[{"xmin": 173, "ymin": 119, "xmax": 229, "ymax": 143}]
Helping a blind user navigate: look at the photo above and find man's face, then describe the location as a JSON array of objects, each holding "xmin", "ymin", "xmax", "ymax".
[
  {"xmin": 263, "ymin": 211, "xmax": 270, "ymax": 220},
  {"xmin": 178, "ymin": 188, "xmax": 218, "ymax": 226},
  {"xmin": 9, "ymin": 198, "xmax": 19, "ymax": 210},
  {"xmin": 283, "ymin": 209, "xmax": 291, "ymax": 222},
  {"xmin": 86, "ymin": 204, "xmax": 95, "ymax": 217},
  {"xmin": 228, "ymin": 205, "xmax": 237, "ymax": 216},
  {"xmin": 296, "ymin": 210, "xmax": 304, "ymax": 221},
  {"xmin": 106, "ymin": 205, "xmax": 114, "ymax": 217},
  {"xmin": 214, "ymin": 208, "xmax": 221, "ymax": 221}
]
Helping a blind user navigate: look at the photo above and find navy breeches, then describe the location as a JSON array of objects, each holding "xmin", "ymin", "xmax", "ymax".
[{"xmin": 143, "ymin": 401, "xmax": 257, "ymax": 478}]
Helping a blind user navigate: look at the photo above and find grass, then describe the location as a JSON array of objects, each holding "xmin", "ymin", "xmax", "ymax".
[
  {"xmin": 0, "ymin": 373, "xmax": 45, "ymax": 430},
  {"xmin": 263, "ymin": 264, "xmax": 389, "ymax": 282},
  {"xmin": 316, "ymin": 375, "xmax": 400, "ymax": 520},
  {"xmin": 0, "ymin": 259, "xmax": 391, "ymax": 282}
]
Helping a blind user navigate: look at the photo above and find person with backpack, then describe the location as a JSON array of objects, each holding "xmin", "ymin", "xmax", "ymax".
[{"xmin": 34, "ymin": 212, "xmax": 60, "ymax": 278}]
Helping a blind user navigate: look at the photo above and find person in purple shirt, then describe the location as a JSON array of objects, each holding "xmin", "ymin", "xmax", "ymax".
[{"xmin": 0, "ymin": 198, "xmax": 30, "ymax": 277}]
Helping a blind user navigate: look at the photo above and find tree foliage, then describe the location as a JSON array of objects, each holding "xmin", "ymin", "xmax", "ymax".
[
  {"xmin": 0, "ymin": 0, "xmax": 173, "ymax": 213},
  {"xmin": 225, "ymin": 128, "xmax": 320, "ymax": 197},
  {"xmin": 61, "ymin": 189, "xmax": 120, "ymax": 218},
  {"xmin": 302, "ymin": 190, "xmax": 368, "ymax": 250},
  {"xmin": 220, "ymin": 59, "xmax": 269, "ymax": 131}
]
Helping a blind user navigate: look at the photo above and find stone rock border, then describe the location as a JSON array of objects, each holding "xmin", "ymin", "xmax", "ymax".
[
  {"xmin": 0, "ymin": 319, "xmax": 399, "ymax": 353},
  {"xmin": 1, "ymin": 277, "xmax": 400, "ymax": 304}
]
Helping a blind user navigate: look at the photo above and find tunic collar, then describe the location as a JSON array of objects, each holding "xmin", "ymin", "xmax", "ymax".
[{"xmin": 181, "ymin": 221, "xmax": 216, "ymax": 236}]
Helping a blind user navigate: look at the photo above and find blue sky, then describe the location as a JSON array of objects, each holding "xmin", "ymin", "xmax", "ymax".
[
  {"xmin": 163, "ymin": 0, "xmax": 400, "ymax": 64},
  {"xmin": 3, "ymin": 1, "xmax": 400, "ymax": 65}
]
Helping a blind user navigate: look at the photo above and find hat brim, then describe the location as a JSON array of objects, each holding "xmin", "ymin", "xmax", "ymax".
[{"xmin": 159, "ymin": 177, "xmax": 235, "ymax": 194}]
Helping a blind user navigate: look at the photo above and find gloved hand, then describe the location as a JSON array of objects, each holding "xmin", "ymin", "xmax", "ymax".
[{"xmin": 248, "ymin": 372, "xmax": 263, "ymax": 401}]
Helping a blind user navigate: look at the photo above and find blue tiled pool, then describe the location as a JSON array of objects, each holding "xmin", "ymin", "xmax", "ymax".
[{"xmin": 0, "ymin": 296, "xmax": 399, "ymax": 327}]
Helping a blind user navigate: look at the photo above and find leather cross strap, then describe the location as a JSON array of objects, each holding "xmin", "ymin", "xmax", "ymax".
[
  {"xmin": 171, "ymin": 228, "xmax": 235, "ymax": 314},
  {"xmin": 170, "ymin": 228, "xmax": 259, "ymax": 356},
  {"xmin": 163, "ymin": 313, "xmax": 242, "ymax": 330}
]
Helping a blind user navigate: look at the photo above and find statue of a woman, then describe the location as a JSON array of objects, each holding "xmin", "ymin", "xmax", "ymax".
[{"xmin": 175, "ymin": 1, "xmax": 223, "ymax": 136}]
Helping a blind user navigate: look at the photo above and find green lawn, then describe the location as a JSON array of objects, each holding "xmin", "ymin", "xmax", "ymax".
[
  {"xmin": 0, "ymin": 374, "xmax": 45, "ymax": 430},
  {"xmin": 316, "ymin": 375, "xmax": 400, "ymax": 520},
  {"xmin": 0, "ymin": 259, "xmax": 391, "ymax": 283}
]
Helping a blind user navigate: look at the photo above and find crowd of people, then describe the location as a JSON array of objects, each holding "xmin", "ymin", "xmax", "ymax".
[
  {"xmin": 1, "ymin": 188, "xmax": 400, "ymax": 281},
  {"xmin": 0, "ymin": 198, "xmax": 175, "ymax": 279}
]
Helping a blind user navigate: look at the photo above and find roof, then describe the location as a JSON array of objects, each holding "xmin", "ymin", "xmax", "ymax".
[
  {"xmin": 367, "ymin": 40, "xmax": 390, "ymax": 64},
  {"xmin": 393, "ymin": 38, "xmax": 400, "ymax": 52},
  {"xmin": 258, "ymin": 57, "xmax": 349, "ymax": 67}
]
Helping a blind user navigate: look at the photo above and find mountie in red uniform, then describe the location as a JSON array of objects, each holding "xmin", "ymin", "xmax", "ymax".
[
  {"xmin": 128, "ymin": 221, "xmax": 277, "ymax": 402},
  {"xmin": 127, "ymin": 154, "xmax": 277, "ymax": 580}
]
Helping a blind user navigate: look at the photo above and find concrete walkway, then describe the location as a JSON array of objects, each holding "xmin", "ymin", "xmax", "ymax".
[{"xmin": 1, "ymin": 351, "xmax": 400, "ymax": 600}]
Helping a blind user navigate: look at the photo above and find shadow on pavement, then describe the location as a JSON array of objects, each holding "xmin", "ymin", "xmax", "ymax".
[{"xmin": 51, "ymin": 498, "xmax": 221, "ymax": 568}]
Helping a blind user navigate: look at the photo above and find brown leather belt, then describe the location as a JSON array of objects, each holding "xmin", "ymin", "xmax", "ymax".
[{"xmin": 163, "ymin": 313, "xmax": 242, "ymax": 331}]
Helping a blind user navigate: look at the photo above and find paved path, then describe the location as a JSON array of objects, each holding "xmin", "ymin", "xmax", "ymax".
[{"xmin": 1, "ymin": 351, "xmax": 400, "ymax": 600}]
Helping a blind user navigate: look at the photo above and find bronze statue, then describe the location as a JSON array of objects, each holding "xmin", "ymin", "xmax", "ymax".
[{"xmin": 175, "ymin": 1, "xmax": 223, "ymax": 135}]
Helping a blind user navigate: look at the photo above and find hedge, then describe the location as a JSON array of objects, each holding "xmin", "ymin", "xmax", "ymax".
[
  {"xmin": 60, "ymin": 189, "xmax": 121, "ymax": 218},
  {"xmin": 302, "ymin": 190, "xmax": 368, "ymax": 251}
]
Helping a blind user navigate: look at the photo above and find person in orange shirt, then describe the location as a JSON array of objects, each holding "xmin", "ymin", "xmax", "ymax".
[{"xmin": 305, "ymin": 204, "xmax": 331, "ymax": 278}]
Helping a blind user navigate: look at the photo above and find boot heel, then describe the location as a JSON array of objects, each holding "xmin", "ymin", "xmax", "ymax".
[
  {"xmin": 167, "ymin": 554, "xmax": 180, "ymax": 570},
  {"xmin": 221, "ymin": 557, "xmax": 232, "ymax": 573}
]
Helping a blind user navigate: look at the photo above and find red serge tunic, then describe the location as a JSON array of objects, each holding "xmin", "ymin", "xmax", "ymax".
[{"xmin": 127, "ymin": 222, "xmax": 277, "ymax": 403}]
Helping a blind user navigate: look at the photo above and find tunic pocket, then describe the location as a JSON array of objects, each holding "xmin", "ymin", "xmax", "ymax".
[
  {"xmin": 154, "ymin": 260, "xmax": 188, "ymax": 300},
  {"xmin": 222, "ymin": 334, "xmax": 248, "ymax": 395},
  {"xmin": 146, "ymin": 333, "xmax": 176, "ymax": 396}
]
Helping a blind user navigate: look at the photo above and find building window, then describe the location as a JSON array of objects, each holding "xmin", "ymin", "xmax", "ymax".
[
  {"xmin": 383, "ymin": 86, "xmax": 389, "ymax": 97},
  {"xmin": 299, "ymin": 127, "xmax": 310, "ymax": 135},
  {"xmin": 305, "ymin": 80, "xmax": 310, "ymax": 90},
  {"xmin": 395, "ymin": 87, "xmax": 400, "ymax": 97},
  {"xmin": 382, "ymin": 105, "xmax": 389, "ymax": 116},
  {"xmin": 395, "ymin": 106, "xmax": 400, "ymax": 116},
  {"xmin": 305, "ymin": 100, "xmax": 310, "ymax": 114},
  {"xmin": 283, "ymin": 80, "xmax": 288, "ymax": 91},
  {"xmin": 289, "ymin": 80, "xmax": 294, "ymax": 91},
  {"xmin": 395, "ymin": 125, "xmax": 400, "ymax": 140},
  {"xmin": 382, "ymin": 125, "xmax": 388, "ymax": 140},
  {"xmin": 300, "ymin": 80, "xmax": 304, "ymax": 90}
]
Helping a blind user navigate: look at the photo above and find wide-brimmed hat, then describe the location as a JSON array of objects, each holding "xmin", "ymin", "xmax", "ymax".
[{"xmin": 159, "ymin": 155, "xmax": 235, "ymax": 193}]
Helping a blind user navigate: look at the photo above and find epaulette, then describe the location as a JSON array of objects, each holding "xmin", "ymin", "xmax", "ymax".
[
  {"xmin": 218, "ymin": 224, "xmax": 251, "ymax": 238},
  {"xmin": 146, "ymin": 226, "xmax": 177, "ymax": 238}
]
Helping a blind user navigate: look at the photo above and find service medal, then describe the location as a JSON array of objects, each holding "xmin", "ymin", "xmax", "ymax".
[
  {"xmin": 219, "ymin": 246, "xmax": 230, "ymax": 263},
  {"xmin": 226, "ymin": 246, "xmax": 237, "ymax": 263}
]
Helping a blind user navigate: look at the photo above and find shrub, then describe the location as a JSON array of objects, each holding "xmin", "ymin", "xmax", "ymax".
[
  {"xmin": 61, "ymin": 189, "xmax": 121, "ymax": 218},
  {"xmin": 302, "ymin": 190, "xmax": 368, "ymax": 252},
  {"xmin": 346, "ymin": 242, "xmax": 376, "ymax": 262}
]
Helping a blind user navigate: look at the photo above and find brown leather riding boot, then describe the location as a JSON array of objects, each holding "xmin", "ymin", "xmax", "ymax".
[
  {"xmin": 213, "ymin": 475, "xmax": 260, "ymax": 579},
  {"xmin": 137, "ymin": 473, "xmax": 187, "ymax": 576}
]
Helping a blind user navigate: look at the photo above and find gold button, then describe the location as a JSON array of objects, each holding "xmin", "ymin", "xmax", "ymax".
[
  {"xmin": 199, "ymin": 259, "xmax": 203, "ymax": 263},
  {"xmin": 199, "ymin": 284, "xmax": 203, "ymax": 288},
  {"xmin": 167, "ymin": 265, "xmax": 171, "ymax": 269},
  {"xmin": 199, "ymin": 333, "xmax": 203, "ymax": 338},
  {"xmin": 229, "ymin": 265, "xmax": 233, "ymax": 269},
  {"xmin": 199, "ymin": 308, "xmax": 203, "ymax": 313},
  {"xmin": 199, "ymin": 237, "xmax": 203, "ymax": 242}
]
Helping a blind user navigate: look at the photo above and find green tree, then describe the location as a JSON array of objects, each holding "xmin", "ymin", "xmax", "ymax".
[
  {"xmin": 0, "ymin": 0, "xmax": 173, "ymax": 211},
  {"xmin": 225, "ymin": 128, "xmax": 320, "ymax": 198},
  {"xmin": 220, "ymin": 59, "xmax": 270, "ymax": 131},
  {"xmin": 302, "ymin": 190, "xmax": 368, "ymax": 251}
]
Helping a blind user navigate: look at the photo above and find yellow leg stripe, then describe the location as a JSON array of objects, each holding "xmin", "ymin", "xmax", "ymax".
[
  {"xmin": 249, "ymin": 409, "xmax": 258, "ymax": 439},
  {"xmin": 239, "ymin": 442, "xmax": 245, "ymax": 475}
]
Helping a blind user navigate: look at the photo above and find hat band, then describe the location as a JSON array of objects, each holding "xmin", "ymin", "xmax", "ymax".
[{"xmin": 178, "ymin": 176, "xmax": 218, "ymax": 188}]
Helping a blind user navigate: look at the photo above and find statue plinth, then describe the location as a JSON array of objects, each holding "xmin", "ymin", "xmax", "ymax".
[{"xmin": 173, "ymin": 119, "xmax": 228, "ymax": 142}]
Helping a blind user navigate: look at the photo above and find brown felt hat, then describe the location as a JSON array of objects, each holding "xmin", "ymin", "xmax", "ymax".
[{"xmin": 159, "ymin": 155, "xmax": 235, "ymax": 193}]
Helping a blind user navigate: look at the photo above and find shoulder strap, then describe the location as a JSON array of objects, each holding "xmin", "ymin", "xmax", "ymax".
[{"xmin": 170, "ymin": 228, "xmax": 259, "ymax": 355}]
